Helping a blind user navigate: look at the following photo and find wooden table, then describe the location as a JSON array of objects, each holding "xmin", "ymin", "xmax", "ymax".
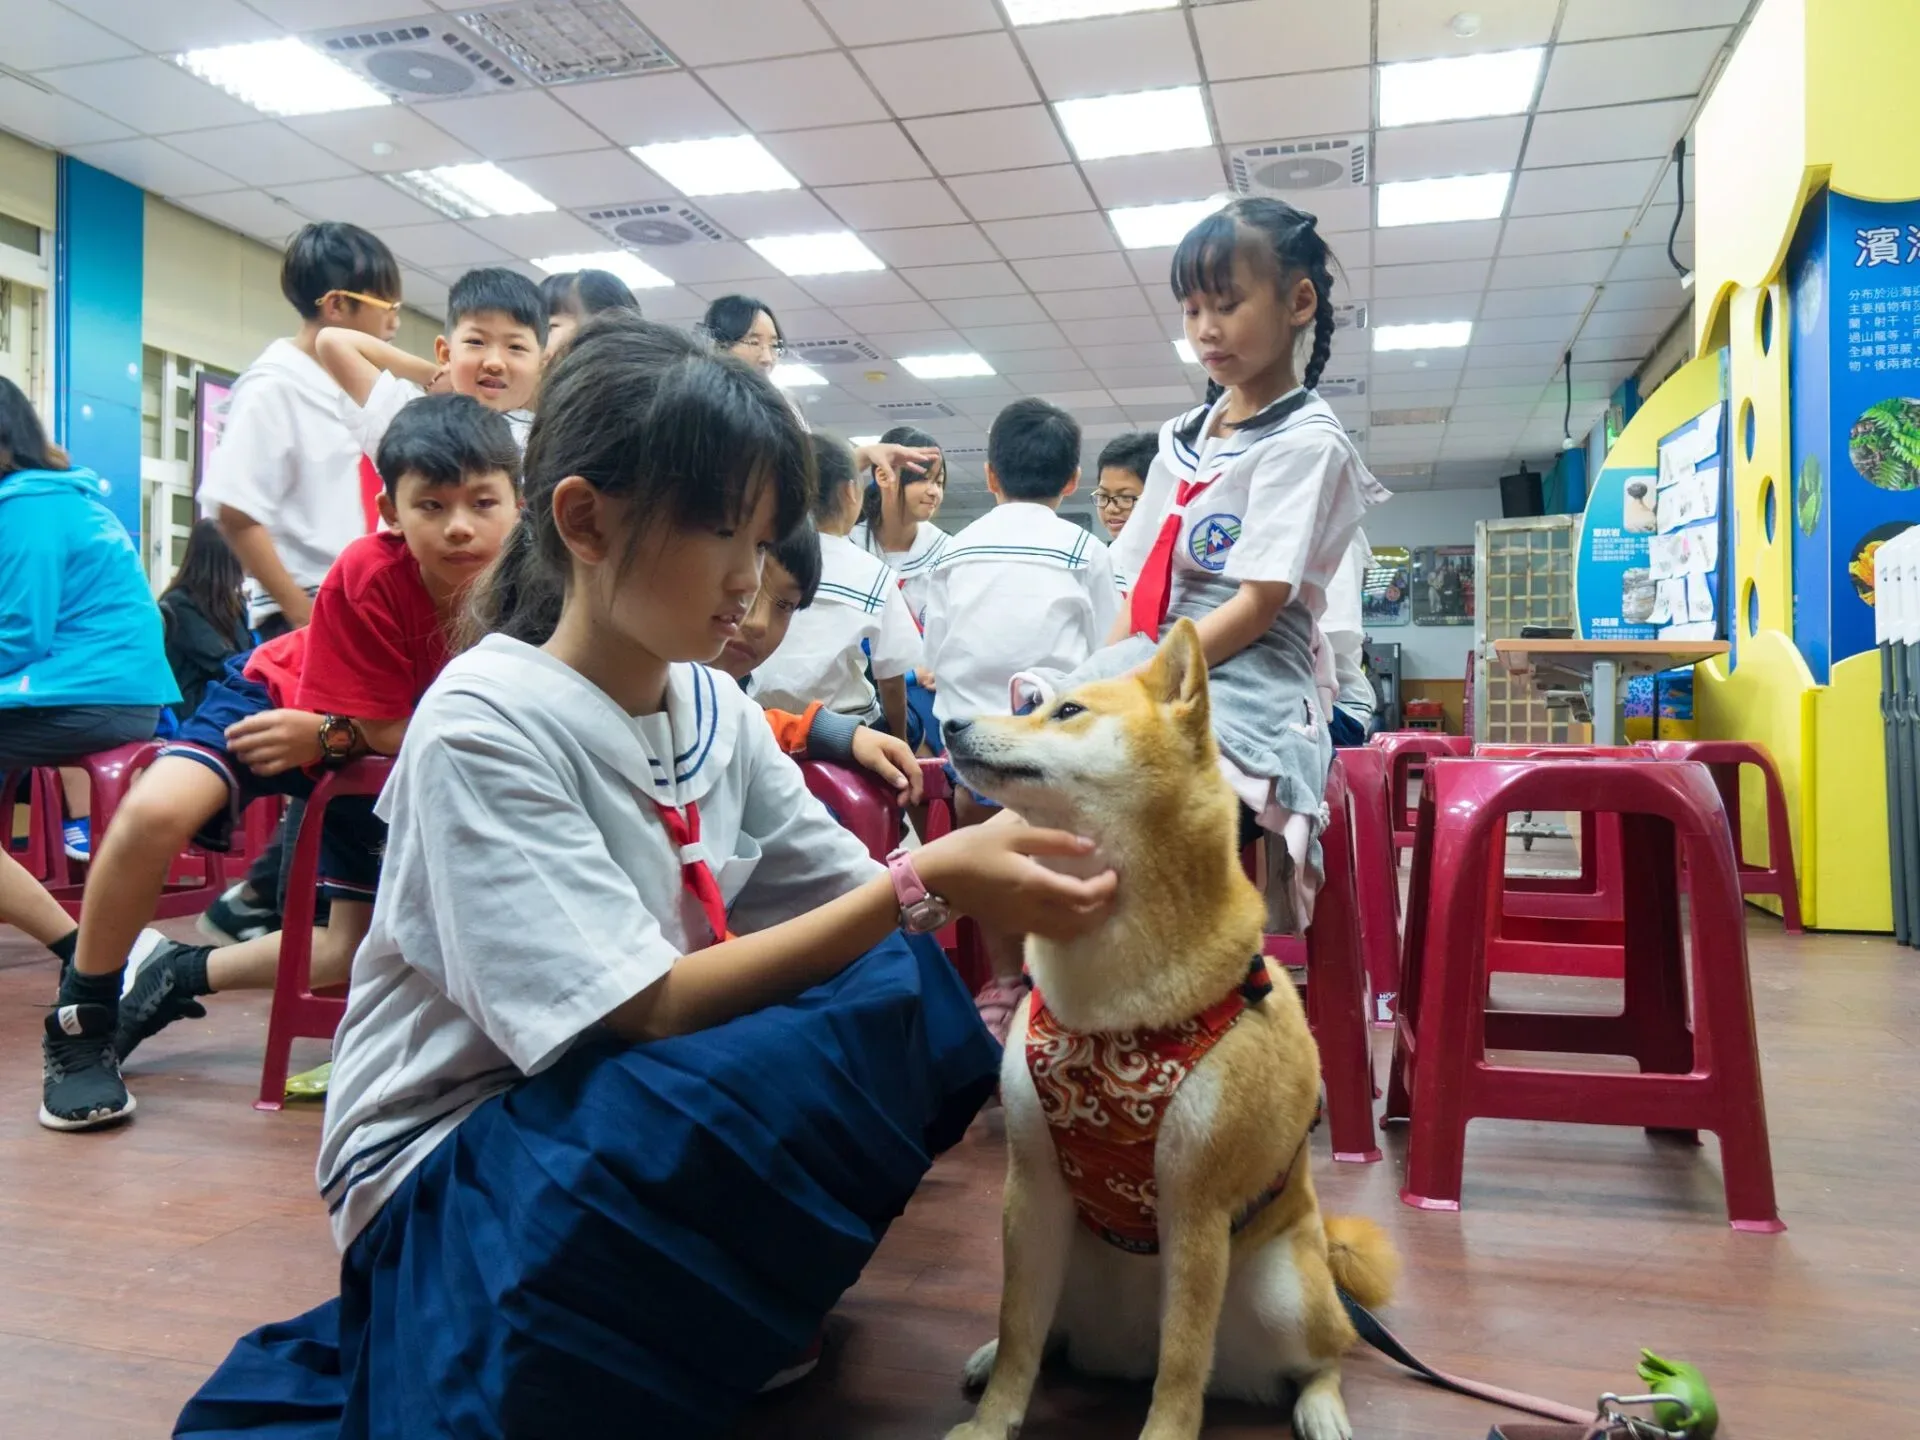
[{"xmin": 1492, "ymin": 638, "xmax": 1731, "ymax": 745}]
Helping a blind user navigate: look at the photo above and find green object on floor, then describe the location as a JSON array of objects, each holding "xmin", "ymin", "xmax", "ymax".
[
  {"xmin": 1637, "ymin": 1350, "xmax": 1719, "ymax": 1436},
  {"xmin": 284, "ymin": 1062, "xmax": 331, "ymax": 1101}
]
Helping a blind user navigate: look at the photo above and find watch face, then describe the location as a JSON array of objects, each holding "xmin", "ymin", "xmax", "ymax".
[{"xmin": 903, "ymin": 897, "xmax": 952, "ymax": 934}]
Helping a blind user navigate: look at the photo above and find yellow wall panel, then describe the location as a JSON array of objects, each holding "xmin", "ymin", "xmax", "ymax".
[
  {"xmin": 1809, "ymin": 0, "xmax": 1920, "ymax": 203},
  {"xmin": 0, "ymin": 132, "xmax": 56, "ymax": 232},
  {"xmin": 1809, "ymin": 651, "xmax": 1894, "ymax": 931}
]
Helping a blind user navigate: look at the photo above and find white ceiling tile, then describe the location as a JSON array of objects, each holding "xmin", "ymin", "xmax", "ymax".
[
  {"xmin": 266, "ymin": 174, "xmax": 443, "ymax": 229},
  {"xmin": 699, "ymin": 189, "xmax": 841, "ymax": 236},
  {"xmin": 248, "ymin": 0, "xmax": 427, "ymax": 23},
  {"xmin": 10, "ymin": 0, "xmax": 137, "ymax": 69},
  {"xmin": 818, "ymin": 178, "xmax": 967, "ymax": 230},
  {"xmin": 1524, "ymin": 99, "xmax": 1692, "ymax": 169},
  {"xmin": 923, "ymin": 373, "xmax": 1016, "ymax": 398},
  {"xmin": 1369, "ymin": 292, "xmax": 1486, "ymax": 325},
  {"xmin": 1457, "ymin": 365, "xmax": 1551, "ymax": 390},
  {"xmin": 830, "ymin": 300, "xmax": 945, "ymax": 332},
  {"xmin": 462, "ymin": 211, "xmax": 606, "ymax": 255},
  {"xmin": 1035, "ymin": 388, "xmax": 1116, "ymax": 410},
  {"xmin": 797, "ymin": 270, "xmax": 922, "ymax": 306},
  {"xmin": 1261, "ymin": 185, "xmax": 1372, "ymax": 236},
  {"xmin": 702, "ymin": 52, "xmax": 890, "ymax": 131},
  {"xmin": 812, "ymin": 0, "xmax": 1003, "ymax": 45},
  {"xmin": 856, "ymin": 34, "xmax": 1041, "ymax": 119},
  {"xmin": 1365, "ymin": 374, "xmax": 1459, "ymax": 401},
  {"xmin": 1579, "ymin": 306, "xmax": 1679, "ymax": 340},
  {"xmin": 1468, "ymin": 340, "xmax": 1570, "ymax": 370},
  {"xmin": 284, "ymin": 107, "xmax": 474, "ymax": 173},
  {"xmin": 1010, "ymin": 252, "xmax": 1138, "ymax": 291},
  {"xmin": 1497, "ymin": 208, "xmax": 1638, "ymax": 256},
  {"xmin": 1372, "ymin": 116, "xmax": 1527, "ymax": 184},
  {"xmin": 552, "ymin": 73, "xmax": 739, "ymax": 147},
  {"xmin": 499, "ymin": 149, "xmax": 675, "ymax": 208},
  {"xmin": 864, "ymin": 225, "xmax": 999, "ymax": 267},
  {"xmin": 413, "ymin": 92, "xmax": 606, "ymax": 162},
  {"xmin": 38, "ymin": 56, "xmax": 259, "ymax": 134},
  {"xmin": 1371, "ymin": 219, "xmax": 1502, "ymax": 266},
  {"xmin": 1059, "ymin": 315, "xmax": 1167, "ymax": 346},
  {"xmin": 619, "ymin": 240, "xmax": 780, "ymax": 284},
  {"xmin": 161, "ymin": 122, "xmax": 359, "ymax": 187},
  {"xmin": 1491, "ymin": 247, "xmax": 1616, "ymax": 288},
  {"xmin": 1109, "ymin": 384, "xmax": 1195, "ymax": 407},
  {"xmin": 1373, "ymin": 348, "xmax": 1465, "ymax": 375},
  {"xmin": 1470, "ymin": 314, "xmax": 1578, "ymax": 347},
  {"xmin": 1015, "ymin": 11, "xmax": 1200, "ymax": 101},
  {"xmin": 1376, "ymin": 0, "xmax": 1557, "ymax": 60},
  {"xmin": 1372, "ymin": 259, "xmax": 1490, "ymax": 297},
  {"xmin": 1449, "ymin": 401, "xmax": 1541, "ymax": 421},
  {"xmin": 1559, "ymin": 0, "xmax": 1752, "ymax": 43},
  {"xmin": 761, "ymin": 123, "xmax": 930, "ymax": 187},
  {"xmin": 55, "ymin": 0, "xmax": 278, "ymax": 52},
  {"xmin": 1038, "ymin": 287, "xmax": 1152, "ymax": 321},
  {"xmin": 1607, "ymin": 246, "xmax": 1693, "ymax": 283},
  {"xmin": 0, "ymin": 74, "xmax": 132, "ymax": 148},
  {"xmin": 1592, "ymin": 275, "xmax": 1688, "ymax": 312},
  {"xmin": 901, "ymin": 261, "xmax": 1026, "ymax": 299},
  {"xmin": 1540, "ymin": 31, "xmax": 1730, "ymax": 112},
  {"xmin": 683, "ymin": 277, "xmax": 819, "ymax": 311},
  {"xmin": 1002, "ymin": 368, "xmax": 1099, "ymax": 391},
  {"xmin": 176, "ymin": 189, "xmax": 307, "ymax": 244},
  {"xmin": 1194, "ymin": 0, "xmax": 1370, "ymax": 81},
  {"xmin": 1126, "ymin": 244, "xmax": 1176, "ymax": 287},
  {"xmin": 867, "ymin": 328, "xmax": 971, "ymax": 356},
  {"xmin": 1211, "ymin": 69, "xmax": 1371, "ymax": 144},
  {"xmin": 640, "ymin": 286, "xmax": 717, "ymax": 321},
  {"xmin": 1080, "ymin": 149, "xmax": 1226, "ymax": 209},
  {"xmin": 982, "ymin": 212, "xmax": 1118, "ymax": 259},
  {"xmin": 1093, "ymin": 363, "xmax": 1192, "ymax": 387},
  {"xmin": 382, "ymin": 221, "xmax": 511, "ymax": 269},
  {"xmin": 991, "ymin": 346, "xmax": 1087, "ymax": 371},
  {"xmin": 1335, "ymin": 264, "xmax": 1373, "ymax": 299},
  {"xmin": 963, "ymin": 321, "xmax": 1070, "ymax": 351},
  {"xmin": 624, "ymin": 0, "xmax": 835, "ymax": 66},
  {"xmin": 948, "ymin": 166, "xmax": 1095, "ymax": 222},
  {"xmin": 399, "ymin": 267, "xmax": 449, "ymax": 319},
  {"xmin": 936, "ymin": 294, "xmax": 1050, "ymax": 328},
  {"xmin": 67, "ymin": 136, "xmax": 238, "ymax": 196},
  {"xmin": 1508, "ymin": 158, "xmax": 1663, "ymax": 216},
  {"xmin": 905, "ymin": 106, "xmax": 1070, "ymax": 177}
]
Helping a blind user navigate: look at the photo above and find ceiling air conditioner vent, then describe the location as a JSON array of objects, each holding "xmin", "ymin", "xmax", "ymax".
[
  {"xmin": 1228, "ymin": 135, "xmax": 1369, "ymax": 196},
  {"xmin": 1316, "ymin": 374, "xmax": 1366, "ymax": 399},
  {"xmin": 584, "ymin": 202, "xmax": 728, "ymax": 247},
  {"xmin": 311, "ymin": 18, "xmax": 527, "ymax": 98},
  {"xmin": 456, "ymin": 1, "xmax": 678, "ymax": 85},
  {"xmin": 1334, "ymin": 303, "xmax": 1368, "ymax": 331},
  {"xmin": 873, "ymin": 401, "xmax": 959, "ymax": 420},
  {"xmin": 1345, "ymin": 426, "xmax": 1369, "ymax": 447},
  {"xmin": 940, "ymin": 444, "xmax": 988, "ymax": 459},
  {"xmin": 784, "ymin": 336, "xmax": 883, "ymax": 366},
  {"xmin": 1372, "ymin": 463, "xmax": 1432, "ymax": 481},
  {"xmin": 1372, "ymin": 406, "xmax": 1451, "ymax": 427}
]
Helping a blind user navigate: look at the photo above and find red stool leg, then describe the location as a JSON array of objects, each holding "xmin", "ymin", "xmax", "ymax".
[
  {"xmin": 1753, "ymin": 752, "xmax": 1805, "ymax": 933},
  {"xmin": 1384, "ymin": 787, "xmax": 1438, "ymax": 1125},
  {"xmin": 1307, "ymin": 769, "xmax": 1379, "ymax": 1163},
  {"xmin": 255, "ymin": 793, "xmax": 326, "ymax": 1112},
  {"xmin": 1338, "ymin": 748, "xmax": 1402, "ymax": 1028}
]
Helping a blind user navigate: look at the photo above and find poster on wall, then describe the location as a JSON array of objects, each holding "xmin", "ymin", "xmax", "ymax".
[
  {"xmin": 191, "ymin": 369, "xmax": 237, "ymax": 495},
  {"xmin": 1410, "ymin": 545, "xmax": 1473, "ymax": 625},
  {"xmin": 1650, "ymin": 402, "xmax": 1728, "ymax": 642},
  {"xmin": 1362, "ymin": 546, "xmax": 1411, "ymax": 626}
]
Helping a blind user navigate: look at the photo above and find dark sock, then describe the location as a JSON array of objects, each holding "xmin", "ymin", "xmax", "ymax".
[
  {"xmin": 47, "ymin": 929, "xmax": 78, "ymax": 966},
  {"xmin": 176, "ymin": 945, "xmax": 214, "ymax": 998},
  {"xmin": 58, "ymin": 965, "xmax": 121, "ymax": 1011}
]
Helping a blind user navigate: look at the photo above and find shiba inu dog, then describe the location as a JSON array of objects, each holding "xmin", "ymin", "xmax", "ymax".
[{"xmin": 942, "ymin": 619, "xmax": 1397, "ymax": 1440}]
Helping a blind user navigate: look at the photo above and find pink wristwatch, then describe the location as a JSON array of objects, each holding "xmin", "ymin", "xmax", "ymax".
[{"xmin": 886, "ymin": 847, "xmax": 953, "ymax": 934}]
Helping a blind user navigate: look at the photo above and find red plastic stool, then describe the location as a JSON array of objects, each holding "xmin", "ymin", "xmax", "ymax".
[
  {"xmin": 1386, "ymin": 757, "xmax": 1783, "ymax": 1231},
  {"xmin": 1370, "ymin": 732, "xmax": 1472, "ymax": 858},
  {"xmin": 1336, "ymin": 746, "xmax": 1402, "ymax": 1027},
  {"xmin": 256, "ymin": 758, "xmax": 392, "ymax": 1111},
  {"xmin": 3, "ymin": 767, "xmax": 63, "ymax": 882},
  {"xmin": 36, "ymin": 744, "xmax": 229, "ymax": 920},
  {"xmin": 801, "ymin": 761, "xmax": 904, "ymax": 865},
  {"xmin": 914, "ymin": 759, "xmax": 991, "ymax": 997},
  {"xmin": 1639, "ymin": 740, "xmax": 1803, "ymax": 932}
]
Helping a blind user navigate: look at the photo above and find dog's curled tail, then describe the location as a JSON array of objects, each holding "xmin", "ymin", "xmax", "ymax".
[{"xmin": 1324, "ymin": 1216, "xmax": 1399, "ymax": 1310}]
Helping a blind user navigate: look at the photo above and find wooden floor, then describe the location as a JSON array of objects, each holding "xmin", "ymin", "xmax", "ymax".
[{"xmin": 0, "ymin": 905, "xmax": 1913, "ymax": 1438}]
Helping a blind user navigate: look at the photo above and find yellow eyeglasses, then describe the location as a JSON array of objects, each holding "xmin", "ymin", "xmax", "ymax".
[{"xmin": 319, "ymin": 289, "xmax": 402, "ymax": 313}]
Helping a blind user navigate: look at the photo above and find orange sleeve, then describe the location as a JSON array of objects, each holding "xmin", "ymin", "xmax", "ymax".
[{"xmin": 762, "ymin": 700, "xmax": 824, "ymax": 755}]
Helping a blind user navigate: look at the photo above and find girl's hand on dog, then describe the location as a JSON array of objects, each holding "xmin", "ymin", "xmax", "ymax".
[{"xmin": 918, "ymin": 822, "xmax": 1116, "ymax": 940}]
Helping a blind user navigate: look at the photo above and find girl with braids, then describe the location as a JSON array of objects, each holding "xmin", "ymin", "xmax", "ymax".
[
  {"xmin": 1018, "ymin": 197, "xmax": 1387, "ymax": 933},
  {"xmin": 851, "ymin": 423, "xmax": 950, "ymax": 748}
]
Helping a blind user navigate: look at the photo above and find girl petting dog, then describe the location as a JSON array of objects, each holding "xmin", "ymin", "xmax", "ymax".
[{"xmin": 175, "ymin": 316, "xmax": 1117, "ymax": 1438}]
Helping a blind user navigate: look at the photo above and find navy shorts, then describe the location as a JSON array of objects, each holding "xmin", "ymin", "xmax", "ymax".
[{"xmin": 158, "ymin": 655, "xmax": 384, "ymax": 907}]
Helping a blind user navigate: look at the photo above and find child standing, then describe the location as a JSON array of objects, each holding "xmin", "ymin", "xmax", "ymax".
[
  {"xmin": 851, "ymin": 423, "xmax": 949, "ymax": 748},
  {"xmin": 747, "ymin": 434, "xmax": 921, "ymax": 740},
  {"xmin": 175, "ymin": 318, "xmax": 1114, "ymax": 1436},
  {"xmin": 541, "ymin": 267, "xmax": 640, "ymax": 360}
]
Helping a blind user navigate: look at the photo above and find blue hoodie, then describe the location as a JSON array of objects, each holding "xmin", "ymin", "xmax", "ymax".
[{"xmin": 0, "ymin": 467, "xmax": 180, "ymax": 711}]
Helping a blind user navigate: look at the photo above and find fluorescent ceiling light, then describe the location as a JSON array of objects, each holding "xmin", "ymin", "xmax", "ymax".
[
  {"xmin": 848, "ymin": 434, "xmax": 882, "ymax": 447},
  {"xmin": 1373, "ymin": 321, "xmax": 1473, "ymax": 351},
  {"xmin": 1378, "ymin": 48, "xmax": 1544, "ymax": 127},
  {"xmin": 1056, "ymin": 86, "xmax": 1211, "ymax": 161},
  {"xmin": 1378, "ymin": 172, "xmax": 1511, "ymax": 227},
  {"xmin": 771, "ymin": 363, "xmax": 827, "ymax": 388},
  {"xmin": 631, "ymin": 136, "xmax": 800, "ymax": 197},
  {"xmin": 530, "ymin": 250, "xmax": 673, "ymax": 290},
  {"xmin": 1006, "ymin": 0, "xmax": 1177, "ymax": 23},
  {"xmin": 747, "ymin": 231, "xmax": 885, "ymax": 276},
  {"xmin": 1109, "ymin": 198, "xmax": 1225, "ymax": 250},
  {"xmin": 389, "ymin": 163, "xmax": 554, "ymax": 219},
  {"xmin": 174, "ymin": 38, "xmax": 390, "ymax": 117},
  {"xmin": 898, "ymin": 353, "xmax": 995, "ymax": 380},
  {"xmin": 1173, "ymin": 338, "xmax": 1198, "ymax": 364}
]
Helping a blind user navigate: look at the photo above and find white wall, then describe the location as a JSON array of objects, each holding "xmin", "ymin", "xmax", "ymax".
[{"xmin": 1363, "ymin": 485, "xmax": 1504, "ymax": 680}]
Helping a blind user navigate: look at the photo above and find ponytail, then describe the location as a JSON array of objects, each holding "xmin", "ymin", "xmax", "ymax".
[{"xmin": 461, "ymin": 520, "xmax": 561, "ymax": 649}]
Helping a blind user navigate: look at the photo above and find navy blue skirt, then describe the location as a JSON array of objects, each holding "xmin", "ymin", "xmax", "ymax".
[{"xmin": 175, "ymin": 933, "xmax": 998, "ymax": 1439}]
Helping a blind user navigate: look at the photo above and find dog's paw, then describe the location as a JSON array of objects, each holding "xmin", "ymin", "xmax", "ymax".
[
  {"xmin": 961, "ymin": 1339, "xmax": 997, "ymax": 1392},
  {"xmin": 1292, "ymin": 1386, "xmax": 1353, "ymax": 1440}
]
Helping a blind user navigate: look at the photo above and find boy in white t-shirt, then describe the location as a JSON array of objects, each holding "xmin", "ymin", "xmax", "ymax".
[
  {"xmin": 748, "ymin": 435, "xmax": 920, "ymax": 739},
  {"xmin": 317, "ymin": 267, "xmax": 543, "ymax": 461}
]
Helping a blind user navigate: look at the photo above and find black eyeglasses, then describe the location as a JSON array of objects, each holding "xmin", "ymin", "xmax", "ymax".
[{"xmin": 1091, "ymin": 490, "xmax": 1139, "ymax": 511}]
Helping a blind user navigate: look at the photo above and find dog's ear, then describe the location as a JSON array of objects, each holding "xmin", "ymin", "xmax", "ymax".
[{"xmin": 1143, "ymin": 618, "xmax": 1210, "ymax": 730}]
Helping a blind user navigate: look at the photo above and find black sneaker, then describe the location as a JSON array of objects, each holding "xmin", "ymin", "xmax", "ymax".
[
  {"xmin": 198, "ymin": 884, "xmax": 279, "ymax": 946},
  {"xmin": 114, "ymin": 940, "xmax": 211, "ymax": 1062},
  {"xmin": 41, "ymin": 1005, "xmax": 136, "ymax": 1131}
]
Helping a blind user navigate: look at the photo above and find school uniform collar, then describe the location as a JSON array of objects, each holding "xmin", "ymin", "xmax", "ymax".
[
  {"xmin": 1168, "ymin": 385, "xmax": 1312, "ymax": 472},
  {"xmin": 946, "ymin": 504, "xmax": 1093, "ymax": 568}
]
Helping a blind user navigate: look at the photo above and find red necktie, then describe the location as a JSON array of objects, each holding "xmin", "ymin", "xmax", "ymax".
[
  {"xmin": 652, "ymin": 798, "xmax": 732, "ymax": 947},
  {"xmin": 1128, "ymin": 474, "xmax": 1214, "ymax": 640}
]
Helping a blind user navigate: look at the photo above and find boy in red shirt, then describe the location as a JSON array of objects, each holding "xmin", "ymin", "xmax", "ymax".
[{"xmin": 44, "ymin": 395, "xmax": 520, "ymax": 1132}]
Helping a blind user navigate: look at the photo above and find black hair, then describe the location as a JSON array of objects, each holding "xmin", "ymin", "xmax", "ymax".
[
  {"xmin": 809, "ymin": 432, "xmax": 857, "ymax": 526},
  {"xmin": 471, "ymin": 313, "xmax": 814, "ymax": 647},
  {"xmin": 988, "ymin": 398, "xmax": 1081, "ymax": 501},
  {"xmin": 448, "ymin": 266, "xmax": 547, "ymax": 345},
  {"xmin": 1170, "ymin": 198, "xmax": 1337, "ymax": 441},
  {"xmin": 541, "ymin": 269, "xmax": 640, "ymax": 323},
  {"xmin": 857, "ymin": 423, "xmax": 946, "ymax": 533},
  {"xmin": 280, "ymin": 221, "xmax": 401, "ymax": 321},
  {"xmin": 0, "ymin": 377, "xmax": 66, "ymax": 477},
  {"xmin": 1096, "ymin": 431, "xmax": 1158, "ymax": 484},
  {"xmin": 702, "ymin": 294, "xmax": 781, "ymax": 349},
  {"xmin": 769, "ymin": 519, "xmax": 823, "ymax": 609},
  {"xmin": 375, "ymin": 393, "xmax": 521, "ymax": 500},
  {"xmin": 161, "ymin": 518, "xmax": 246, "ymax": 640}
]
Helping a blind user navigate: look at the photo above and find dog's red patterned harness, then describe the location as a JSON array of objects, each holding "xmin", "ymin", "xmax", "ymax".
[{"xmin": 1024, "ymin": 956, "xmax": 1300, "ymax": 1254}]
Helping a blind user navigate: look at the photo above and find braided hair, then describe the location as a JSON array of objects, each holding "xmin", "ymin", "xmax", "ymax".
[{"xmin": 1170, "ymin": 198, "xmax": 1338, "ymax": 444}]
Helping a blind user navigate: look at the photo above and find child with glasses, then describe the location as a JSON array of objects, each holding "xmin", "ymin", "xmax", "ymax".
[{"xmin": 1092, "ymin": 432, "xmax": 1157, "ymax": 593}]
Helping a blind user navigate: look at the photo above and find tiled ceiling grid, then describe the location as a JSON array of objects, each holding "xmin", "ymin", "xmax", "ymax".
[{"xmin": 0, "ymin": 0, "xmax": 1750, "ymax": 525}]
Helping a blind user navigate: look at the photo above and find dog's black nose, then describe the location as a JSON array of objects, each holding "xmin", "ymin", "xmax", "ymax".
[{"xmin": 942, "ymin": 719, "xmax": 973, "ymax": 742}]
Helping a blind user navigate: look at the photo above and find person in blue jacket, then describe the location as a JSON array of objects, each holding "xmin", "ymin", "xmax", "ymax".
[{"xmin": 0, "ymin": 377, "xmax": 178, "ymax": 1112}]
